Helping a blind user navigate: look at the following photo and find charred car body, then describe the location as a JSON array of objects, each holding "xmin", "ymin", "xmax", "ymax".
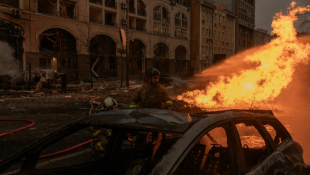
[{"xmin": 0, "ymin": 109, "xmax": 309, "ymax": 175}]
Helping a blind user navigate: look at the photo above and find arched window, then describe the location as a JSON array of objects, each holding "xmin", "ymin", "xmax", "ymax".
[
  {"xmin": 137, "ymin": 0, "xmax": 147, "ymax": 16},
  {"xmin": 39, "ymin": 28, "xmax": 76, "ymax": 73},
  {"xmin": 90, "ymin": 34, "xmax": 117, "ymax": 77},
  {"xmin": 176, "ymin": 0, "xmax": 188, "ymax": 7},
  {"xmin": 175, "ymin": 12, "xmax": 188, "ymax": 38},
  {"xmin": 154, "ymin": 42, "xmax": 169, "ymax": 59},
  {"xmin": 153, "ymin": 5, "xmax": 170, "ymax": 35}
]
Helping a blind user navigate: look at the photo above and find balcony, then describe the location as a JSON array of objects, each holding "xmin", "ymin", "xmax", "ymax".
[
  {"xmin": 129, "ymin": 6, "xmax": 135, "ymax": 13},
  {"xmin": 175, "ymin": 32, "xmax": 187, "ymax": 39},
  {"xmin": 105, "ymin": 0, "xmax": 117, "ymax": 8},
  {"xmin": 137, "ymin": 9, "xmax": 147, "ymax": 16},
  {"xmin": 89, "ymin": 0, "xmax": 102, "ymax": 5},
  {"xmin": 0, "ymin": 0, "xmax": 19, "ymax": 7}
]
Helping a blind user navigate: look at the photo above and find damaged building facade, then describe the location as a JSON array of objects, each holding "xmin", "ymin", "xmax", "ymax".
[
  {"xmin": 0, "ymin": 0, "xmax": 191, "ymax": 81},
  {"xmin": 190, "ymin": 0, "xmax": 236, "ymax": 73}
]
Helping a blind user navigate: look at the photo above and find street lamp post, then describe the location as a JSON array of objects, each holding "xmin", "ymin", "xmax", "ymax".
[{"xmin": 126, "ymin": 0, "xmax": 130, "ymax": 87}]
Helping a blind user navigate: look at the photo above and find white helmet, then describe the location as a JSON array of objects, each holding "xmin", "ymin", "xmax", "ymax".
[{"xmin": 103, "ymin": 97, "xmax": 118, "ymax": 110}]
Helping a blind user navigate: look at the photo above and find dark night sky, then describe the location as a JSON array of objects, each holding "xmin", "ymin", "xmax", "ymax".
[{"xmin": 255, "ymin": 0, "xmax": 308, "ymax": 34}]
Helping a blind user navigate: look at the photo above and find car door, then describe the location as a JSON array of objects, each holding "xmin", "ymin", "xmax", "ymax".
[
  {"xmin": 246, "ymin": 118, "xmax": 303, "ymax": 175},
  {"xmin": 170, "ymin": 121, "xmax": 239, "ymax": 175},
  {"xmin": 231, "ymin": 118, "xmax": 296, "ymax": 175}
]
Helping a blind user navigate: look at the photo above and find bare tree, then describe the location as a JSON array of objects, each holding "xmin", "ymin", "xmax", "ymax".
[{"xmin": 76, "ymin": 21, "xmax": 104, "ymax": 88}]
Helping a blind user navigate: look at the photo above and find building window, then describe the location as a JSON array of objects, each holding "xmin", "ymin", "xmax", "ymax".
[
  {"xmin": 176, "ymin": 0, "xmax": 189, "ymax": 7},
  {"xmin": 210, "ymin": 46, "xmax": 213, "ymax": 58},
  {"xmin": 219, "ymin": 30, "xmax": 221, "ymax": 41},
  {"xmin": 137, "ymin": 0, "xmax": 147, "ymax": 16},
  {"xmin": 214, "ymin": 29, "xmax": 216, "ymax": 40},
  {"xmin": 206, "ymin": 28, "xmax": 209, "ymax": 39},
  {"xmin": 202, "ymin": 27, "xmax": 205, "ymax": 38},
  {"xmin": 175, "ymin": 12, "xmax": 188, "ymax": 38},
  {"xmin": 214, "ymin": 12, "xmax": 217, "ymax": 23},
  {"xmin": 223, "ymin": 32, "xmax": 225, "ymax": 42},
  {"xmin": 153, "ymin": 5, "xmax": 170, "ymax": 36},
  {"xmin": 214, "ymin": 46, "xmax": 216, "ymax": 54},
  {"xmin": 219, "ymin": 13, "xmax": 221, "ymax": 24},
  {"xmin": 202, "ymin": 8, "xmax": 205, "ymax": 20},
  {"xmin": 206, "ymin": 45, "xmax": 209, "ymax": 57},
  {"xmin": 202, "ymin": 44, "xmax": 205, "ymax": 56}
]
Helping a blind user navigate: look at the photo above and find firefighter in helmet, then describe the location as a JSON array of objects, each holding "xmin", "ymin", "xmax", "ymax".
[
  {"xmin": 130, "ymin": 68, "xmax": 172, "ymax": 109},
  {"xmin": 130, "ymin": 68, "xmax": 172, "ymax": 147},
  {"xmin": 91, "ymin": 97, "xmax": 118, "ymax": 152}
]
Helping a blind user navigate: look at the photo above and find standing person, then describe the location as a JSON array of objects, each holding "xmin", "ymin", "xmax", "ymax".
[
  {"xmin": 61, "ymin": 72, "xmax": 67, "ymax": 93},
  {"xmin": 130, "ymin": 68, "xmax": 172, "ymax": 109},
  {"xmin": 130, "ymin": 68, "xmax": 173, "ymax": 147}
]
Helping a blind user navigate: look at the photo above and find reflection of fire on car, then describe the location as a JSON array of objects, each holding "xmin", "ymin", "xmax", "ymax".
[{"xmin": 0, "ymin": 109, "xmax": 309, "ymax": 175}]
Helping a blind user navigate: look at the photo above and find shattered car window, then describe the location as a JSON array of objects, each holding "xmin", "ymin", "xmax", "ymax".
[
  {"xmin": 173, "ymin": 125, "xmax": 232, "ymax": 175},
  {"xmin": 35, "ymin": 128, "xmax": 98, "ymax": 170},
  {"xmin": 120, "ymin": 132, "xmax": 182, "ymax": 175},
  {"xmin": 262, "ymin": 120, "xmax": 288, "ymax": 146},
  {"xmin": 235, "ymin": 121, "xmax": 271, "ymax": 172}
]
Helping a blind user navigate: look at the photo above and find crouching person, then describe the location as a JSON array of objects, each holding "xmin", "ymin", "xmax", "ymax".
[{"xmin": 90, "ymin": 97, "xmax": 118, "ymax": 154}]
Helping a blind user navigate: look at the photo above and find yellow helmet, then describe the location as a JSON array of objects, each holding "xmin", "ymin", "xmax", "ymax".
[{"xmin": 103, "ymin": 97, "xmax": 118, "ymax": 110}]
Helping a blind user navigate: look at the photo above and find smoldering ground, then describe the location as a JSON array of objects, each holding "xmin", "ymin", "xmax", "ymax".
[{"xmin": 0, "ymin": 41, "xmax": 19, "ymax": 77}]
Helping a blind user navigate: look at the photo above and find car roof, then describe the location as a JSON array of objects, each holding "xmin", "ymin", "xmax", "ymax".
[{"xmin": 78, "ymin": 109, "xmax": 276, "ymax": 134}]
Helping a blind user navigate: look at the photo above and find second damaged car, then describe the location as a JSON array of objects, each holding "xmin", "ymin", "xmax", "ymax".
[{"xmin": 0, "ymin": 109, "xmax": 309, "ymax": 175}]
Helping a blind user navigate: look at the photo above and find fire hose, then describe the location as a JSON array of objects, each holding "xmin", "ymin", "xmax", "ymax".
[
  {"xmin": 0, "ymin": 119, "xmax": 95, "ymax": 161},
  {"xmin": 0, "ymin": 119, "xmax": 35, "ymax": 137},
  {"xmin": 0, "ymin": 118, "xmax": 134, "ymax": 161}
]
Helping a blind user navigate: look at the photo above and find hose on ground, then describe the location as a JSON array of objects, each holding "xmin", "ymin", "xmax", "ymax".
[
  {"xmin": 0, "ymin": 119, "xmax": 35, "ymax": 137},
  {"xmin": 0, "ymin": 119, "xmax": 93, "ymax": 161}
]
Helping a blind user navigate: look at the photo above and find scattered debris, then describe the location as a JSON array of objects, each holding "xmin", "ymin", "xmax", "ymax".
[{"xmin": 65, "ymin": 96, "xmax": 72, "ymax": 98}]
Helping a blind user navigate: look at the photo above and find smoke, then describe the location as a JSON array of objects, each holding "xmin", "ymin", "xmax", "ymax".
[
  {"xmin": 275, "ymin": 34, "xmax": 310, "ymax": 104},
  {"xmin": 0, "ymin": 41, "xmax": 19, "ymax": 77}
]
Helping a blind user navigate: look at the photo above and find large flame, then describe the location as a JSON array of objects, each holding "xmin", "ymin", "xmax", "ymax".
[{"xmin": 178, "ymin": 2, "xmax": 310, "ymax": 108}]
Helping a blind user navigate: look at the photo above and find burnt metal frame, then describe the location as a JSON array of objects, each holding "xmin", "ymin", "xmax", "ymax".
[
  {"xmin": 168, "ymin": 120, "xmax": 237, "ymax": 175},
  {"xmin": 255, "ymin": 118, "xmax": 293, "ymax": 158},
  {"xmin": 0, "ymin": 120, "xmax": 186, "ymax": 174},
  {"xmin": 230, "ymin": 118, "xmax": 278, "ymax": 174}
]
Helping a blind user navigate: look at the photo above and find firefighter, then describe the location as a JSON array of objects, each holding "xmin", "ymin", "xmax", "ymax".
[
  {"xmin": 130, "ymin": 68, "xmax": 172, "ymax": 147},
  {"xmin": 91, "ymin": 97, "xmax": 118, "ymax": 152},
  {"xmin": 130, "ymin": 68, "xmax": 173, "ymax": 109}
]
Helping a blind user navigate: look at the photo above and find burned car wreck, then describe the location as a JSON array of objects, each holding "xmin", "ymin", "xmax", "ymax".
[{"xmin": 0, "ymin": 109, "xmax": 309, "ymax": 175}]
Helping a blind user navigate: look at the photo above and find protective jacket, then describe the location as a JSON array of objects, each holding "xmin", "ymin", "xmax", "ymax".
[
  {"xmin": 131, "ymin": 83, "xmax": 172, "ymax": 108},
  {"xmin": 92, "ymin": 127, "xmax": 112, "ymax": 151}
]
